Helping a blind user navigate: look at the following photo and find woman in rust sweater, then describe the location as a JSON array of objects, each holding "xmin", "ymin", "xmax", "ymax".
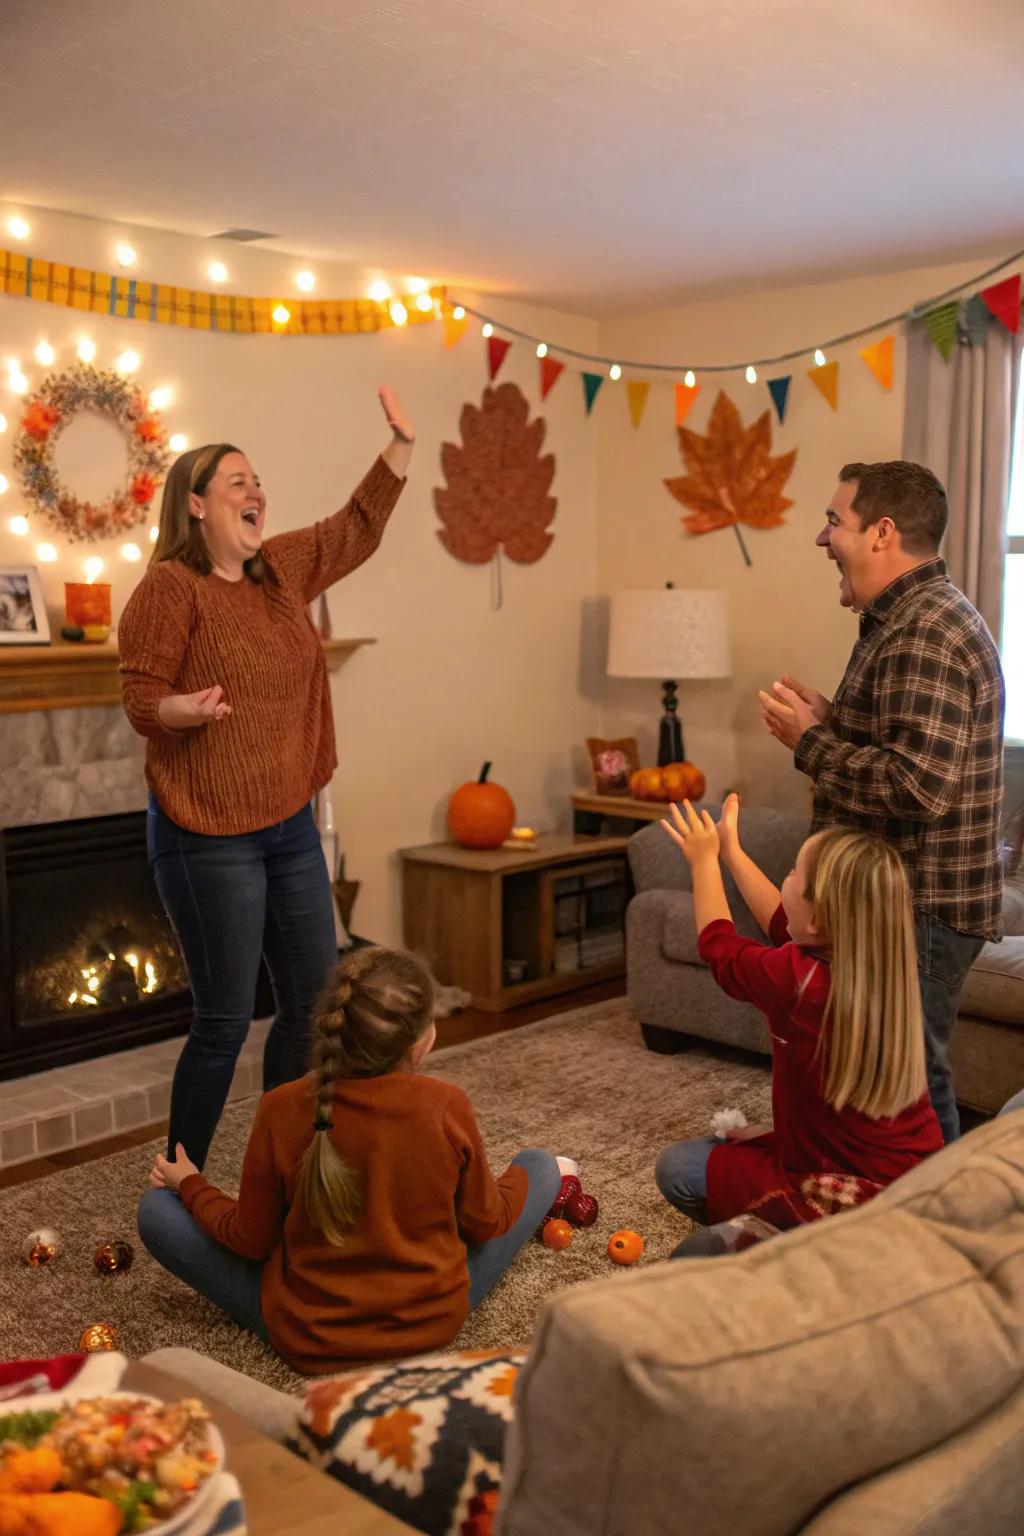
[
  {"xmin": 137, "ymin": 947, "xmax": 561, "ymax": 1372},
  {"xmin": 119, "ymin": 387, "xmax": 412, "ymax": 1169}
]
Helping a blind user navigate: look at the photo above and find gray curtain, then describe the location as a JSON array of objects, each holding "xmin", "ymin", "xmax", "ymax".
[{"xmin": 902, "ymin": 303, "xmax": 1022, "ymax": 647}]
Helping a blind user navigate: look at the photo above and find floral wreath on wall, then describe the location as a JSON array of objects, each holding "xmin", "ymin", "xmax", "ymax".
[{"xmin": 12, "ymin": 364, "xmax": 171, "ymax": 543}]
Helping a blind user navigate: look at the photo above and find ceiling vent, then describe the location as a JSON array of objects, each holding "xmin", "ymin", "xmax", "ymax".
[{"xmin": 208, "ymin": 228, "xmax": 276, "ymax": 243}]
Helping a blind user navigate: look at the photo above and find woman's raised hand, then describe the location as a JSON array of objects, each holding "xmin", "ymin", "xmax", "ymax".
[
  {"xmin": 157, "ymin": 685, "xmax": 231, "ymax": 731},
  {"xmin": 378, "ymin": 385, "xmax": 415, "ymax": 444}
]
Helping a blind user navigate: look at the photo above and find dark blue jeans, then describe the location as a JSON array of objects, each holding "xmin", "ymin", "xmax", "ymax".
[
  {"xmin": 137, "ymin": 1149, "xmax": 561, "ymax": 1344},
  {"xmin": 915, "ymin": 912, "xmax": 985, "ymax": 1145},
  {"xmin": 147, "ymin": 794, "xmax": 337, "ymax": 1169}
]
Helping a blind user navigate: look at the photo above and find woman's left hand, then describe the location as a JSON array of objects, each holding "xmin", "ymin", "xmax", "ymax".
[
  {"xmin": 149, "ymin": 1142, "xmax": 200, "ymax": 1193},
  {"xmin": 379, "ymin": 385, "xmax": 414, "ymax": 444},
  {"xmin": 660, "ymin": 798, "xmax": 721, "ymax": 868}
]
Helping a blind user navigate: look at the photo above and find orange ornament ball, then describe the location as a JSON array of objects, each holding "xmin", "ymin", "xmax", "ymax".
[
  {"xmin": 607, "ymin": 1229, "xmax": 645, "ymax": 1266},
  {"xmin": 542, "ymin": 1218, "xmax": 574, "ymax": 1251},
  {"xmin": 448, "ymin": 761, "xmax": 516, "ymax": 850}
]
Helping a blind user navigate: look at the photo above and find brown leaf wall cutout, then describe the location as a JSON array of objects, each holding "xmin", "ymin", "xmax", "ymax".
[
  {"xmin": 434, "ymin": 383, "xmax": 557, "ymax": 564},
  {"xmin": 664, "ymin": 390, "xmax": 796, "ymax": 539}
]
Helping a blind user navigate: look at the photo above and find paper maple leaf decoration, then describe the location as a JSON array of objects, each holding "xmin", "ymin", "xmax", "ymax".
[
  {"xmin": 435, "ymin": 383, "xmax": 556, "ymax": 565},
  {"xmin": 664, "ymin": 390, "xmax": 797, "ymax": 565}
]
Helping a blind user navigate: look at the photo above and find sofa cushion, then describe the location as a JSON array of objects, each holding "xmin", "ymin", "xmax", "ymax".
[
  {"xmin": 797, "ymin": 1374, "xmax": 1024, "ymax": 1536},
  {"xmin": 960, "ymin": 936, "xmax": 1024, "ymax": 1027},
  {"xmin": 290, "ymin": 1349, "xmax": 525, "ymax": 1536},
  {"xmin": 498, "ymin": 1111, "xmax": 1024, "ymax": 1536}
]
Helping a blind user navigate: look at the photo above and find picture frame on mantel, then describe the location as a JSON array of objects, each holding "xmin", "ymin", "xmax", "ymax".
[{"xmin": 0, "ymin": 566, "xmax": 51, "ymax": 646}]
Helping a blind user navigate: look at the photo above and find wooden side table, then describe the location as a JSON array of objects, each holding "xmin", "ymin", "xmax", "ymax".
[
  {"xmin": 572, "ymin": 791, "xmax": 672, "ymax": 835},
  {"xmin": 400, "ymin": 834, "xmax": 629, "ymax": 1011}
]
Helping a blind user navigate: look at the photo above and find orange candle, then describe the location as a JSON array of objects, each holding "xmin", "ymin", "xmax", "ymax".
[{"xmin": 64, "ymin": 582, "xmax": 112, "ymax": 640}]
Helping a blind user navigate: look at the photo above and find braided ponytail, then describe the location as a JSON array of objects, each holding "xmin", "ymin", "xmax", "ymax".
[{"xmin": 296, "ymin": 947, "xmax": 435, "ymax": 1247}]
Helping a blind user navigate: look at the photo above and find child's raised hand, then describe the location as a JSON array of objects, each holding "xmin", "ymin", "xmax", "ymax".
[
  {"xmin": 660, "ymin": 799, "xmax": 720, "ymax": 868},
  {"xmin": 717, "ymin": 792, "xmax": 741, "ymax": 860}
]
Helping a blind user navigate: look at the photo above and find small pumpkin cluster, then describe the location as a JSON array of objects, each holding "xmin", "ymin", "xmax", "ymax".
[{"xmin": 629, "ymin": 761, "xmax": 706, "ymax": 803}]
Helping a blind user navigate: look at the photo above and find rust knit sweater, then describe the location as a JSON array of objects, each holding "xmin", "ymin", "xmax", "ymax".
[
  {"xmin": 178, "ymin": 1071, "xmax": 528, "ymax": 1374},
  {"xmin": 118, "ymin": 456, "xmax": 404, "ymax": 835}
]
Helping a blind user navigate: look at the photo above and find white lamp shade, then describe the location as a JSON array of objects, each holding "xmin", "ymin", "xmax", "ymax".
[{"xmin": 607, "ymin": 588, "xmax": 731, "ymax": 679}]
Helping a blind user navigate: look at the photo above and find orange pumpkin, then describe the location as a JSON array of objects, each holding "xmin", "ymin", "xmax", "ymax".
[
  {"xmin": 660, "ymin": 761, "xmax": 706, "ymax": 802},
  {"xmin": 607, "ymin": 1229, "xmax": 645, "ymax": 1266},
  {"xmin": 448, "ymin": 762, "xmax": 516, "ymax": 849},
  {"xmin": 629, "ymin": 767, "xmax": 664, "ymax": 801},
  {"xmin": 542, "ymin": 1218, "xmax": 573, "ymax": 1251}
]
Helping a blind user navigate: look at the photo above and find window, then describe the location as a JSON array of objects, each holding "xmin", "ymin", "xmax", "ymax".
[{"xmin": 1004, "ymin": 353, "xmax": 1024, "ymax": 741}]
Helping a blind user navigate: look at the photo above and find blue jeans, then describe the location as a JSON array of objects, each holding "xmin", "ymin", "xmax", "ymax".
[
  {"xmin": 147, "ymin": 794, "xmax": 337, "ymax": 1169},
  {"xmin": 137, "ymin": 1150, "xmax": 560, "ymax": 1346},
  {"xmin": 655, "ymin": 1136, "xmax": 715, "ymax": 1223},
  {"xmin": 915, "ymin": 912, "xmax": 985, "ymax": 1146}
]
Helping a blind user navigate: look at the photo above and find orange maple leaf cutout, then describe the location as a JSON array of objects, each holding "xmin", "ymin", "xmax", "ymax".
[
  {"xmin": 365, "ymin": 1406, "xmax": 424, "ymax": 1471},
  {"xmin": 664, "ymin": 391, "xmax": 796, "ymax": 562}
]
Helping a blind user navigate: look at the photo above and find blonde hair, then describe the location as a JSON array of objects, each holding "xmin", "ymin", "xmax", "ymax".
[
  {"xmin": 803, "ymin": 827, "xmax": 925, "ymax": 1119},
  {"xmin": 150, "ymin": 442, "xmax": 266, "ymax": 582},
  {"xmin": 296, "ymin": 947, "xmax": 435, "ymax": 1247}
]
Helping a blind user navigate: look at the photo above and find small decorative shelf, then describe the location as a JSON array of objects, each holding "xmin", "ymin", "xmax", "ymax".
[{"xmin": 0, "ymin": 637, "xmax": 375, "ymax": 715}]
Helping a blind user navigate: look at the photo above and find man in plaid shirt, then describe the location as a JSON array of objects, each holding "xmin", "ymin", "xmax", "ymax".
[{"xmin": 761, "ymin": 461, "xmax": 1005, "ymax": 1143}]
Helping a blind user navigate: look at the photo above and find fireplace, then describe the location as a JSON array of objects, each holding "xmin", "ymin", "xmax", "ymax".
[{"xmin": 0, "ymin": 810, "xmax": 193, "ymax": 1079}]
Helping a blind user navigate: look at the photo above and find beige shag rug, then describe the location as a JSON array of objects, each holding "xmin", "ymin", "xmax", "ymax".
[{"xmin": 0, "ymin": 1000, "xmax": 771, "ymax": 1391}]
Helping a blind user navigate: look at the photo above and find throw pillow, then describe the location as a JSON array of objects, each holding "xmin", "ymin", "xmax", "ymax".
[{"xmin": 288, "ymin": 1349, "xmax": 526, "ymax": 1536}]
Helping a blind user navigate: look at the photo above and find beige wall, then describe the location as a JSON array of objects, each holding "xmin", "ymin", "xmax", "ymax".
[
  {"xmin": 594, "ymin": 252, "xmax": 1008, "ymax": 813},
  {"xmin": 0, "ymin": 210, "xmax": 602, "ymax": 945}
]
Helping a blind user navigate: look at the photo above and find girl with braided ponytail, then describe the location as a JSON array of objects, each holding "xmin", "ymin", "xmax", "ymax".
[{"xmin": 138, "ymin": 947, "xmax": 560, "ymax": 1374}]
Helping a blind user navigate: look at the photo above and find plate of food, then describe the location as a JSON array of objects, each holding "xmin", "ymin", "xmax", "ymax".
[{"xmin": 0, "ymin": 1391, "xmax": 224, "ymax": 1533}]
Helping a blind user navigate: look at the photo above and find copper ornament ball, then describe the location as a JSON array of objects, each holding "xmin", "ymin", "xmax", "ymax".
[
  {"xmin": 21, "ymin": 1228, "xmax": 60, "ymax": 1267},
  {"xmin": 79, "ymin": 1322, "xmax": 119, "ymax": 1352},
  {"xmin": 94, "ymin": 1239, "xmax": 134, "ymax": 1275}
]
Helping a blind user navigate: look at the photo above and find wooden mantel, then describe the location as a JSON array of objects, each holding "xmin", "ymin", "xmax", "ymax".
[{"xmin": 0, "ymin": 637, "xmax": 375, "ymax": 715}]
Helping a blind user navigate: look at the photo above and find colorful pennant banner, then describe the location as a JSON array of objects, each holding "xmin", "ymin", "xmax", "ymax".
[
  {"xmin": 808, "ymin": 360, "xmax": 839, "ymax": 412},
  {"xmin": 540, "ymin": 355, "xmax": 565, "ymax": 399},
  {"xmin": 767, "ymin": 376, "xmax": 791, "ymax": 424},
  {"xmin": 626, "ymin": 380, "xmax": 650, "ymax": 429},
  {"xmin": 582, "ymin": 372, "xmax": 604, "ymax": 414},
  {"xmin": 674, "ymin": 382, "xmax": 700, "ymax": 426},
  {"xmin": 980, "ymin": 274, "xmax": 1020, "ymax": 334},
  {"xmin": 858, "ymin": 335, "xmax": 893, "ymax": 390},
  {"xmin": 487, "ymin": 335, "xmax": 512, "ymax": 379}
]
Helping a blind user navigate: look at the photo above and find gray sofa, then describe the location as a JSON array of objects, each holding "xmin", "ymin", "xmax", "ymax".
[
  {"xmin": 626, "ymin": 804, "xmax": 1024, "ymax": 1116},
  {"xmin": 141, "ymin": 1105, "xmax": 1024, "ymax": 1536}
]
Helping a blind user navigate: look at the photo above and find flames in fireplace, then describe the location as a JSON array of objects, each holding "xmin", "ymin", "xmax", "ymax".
[{"xmin": 67, "ymin": 936, "xmax": 163, "ymax": 1009}]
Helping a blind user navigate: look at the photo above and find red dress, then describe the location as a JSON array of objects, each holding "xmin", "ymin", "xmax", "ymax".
[{"xmin": 700, "ymin": 907, "xmax": 942, "ymax": 1229}]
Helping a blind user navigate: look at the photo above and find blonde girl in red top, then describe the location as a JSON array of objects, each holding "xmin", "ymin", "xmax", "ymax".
[
  {"xmin": 119, "ymin": 387, "xmax": 412, "ymax": 1170},
  {"xmin": 137, "ymin": 947, "xmax": 561, "ymax": 1374},
  {"xmin": 655, "ymin": 797, "xmax": 941, "ymax": 1256}
]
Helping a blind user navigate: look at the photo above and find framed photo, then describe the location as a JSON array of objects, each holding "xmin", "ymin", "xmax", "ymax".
[
  {"xmin": 585, "ymin": 736, "xmax": 640, "ymax": 797},
  {"xmin": 0, "ymin": 566, "xmax": 51, "ymax": 645}
]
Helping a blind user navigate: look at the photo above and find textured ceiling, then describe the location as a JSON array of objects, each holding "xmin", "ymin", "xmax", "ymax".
[{"xmin": 1, "ymin": 0, "xmax": 1022, "ymax": 312}]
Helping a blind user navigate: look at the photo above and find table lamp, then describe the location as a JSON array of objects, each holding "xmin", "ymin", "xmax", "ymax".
[{"xmin": 607, "ymin": 585, "xmax": 731, "ymax": 765}]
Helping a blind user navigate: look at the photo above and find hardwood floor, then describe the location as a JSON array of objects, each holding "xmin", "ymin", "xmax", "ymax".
[{"xmin": 0, "ymin": 979, "xmax": 627, "ymax": 1191}]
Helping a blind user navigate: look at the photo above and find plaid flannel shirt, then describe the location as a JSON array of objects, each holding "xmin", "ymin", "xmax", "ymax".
[{"xmin": 795, "ymin": 559, "xmax": 1005, "ymax": 941}]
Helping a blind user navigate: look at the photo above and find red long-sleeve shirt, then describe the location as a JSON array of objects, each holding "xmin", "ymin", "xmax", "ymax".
[
  {"xmin": 701, "ymin": 907, "xmax": 942, "ymax": 1228},
  {"xmin": 178, "ymin": 1071, "xmax": 527, "ymax": 1374}
]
